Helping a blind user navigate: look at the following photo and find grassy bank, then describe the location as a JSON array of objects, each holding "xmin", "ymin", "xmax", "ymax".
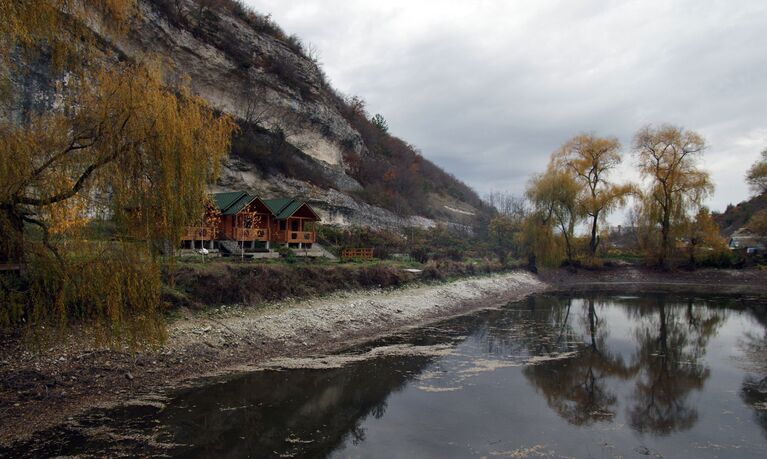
[{"xmin": 164, "ymin": 258, "xmax": 507, "ymax": 309}]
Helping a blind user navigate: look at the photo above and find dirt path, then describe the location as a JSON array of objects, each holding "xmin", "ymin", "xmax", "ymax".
[{"xmin": 0, "ymin": 271, "xmax": 545, "ymax": 446}]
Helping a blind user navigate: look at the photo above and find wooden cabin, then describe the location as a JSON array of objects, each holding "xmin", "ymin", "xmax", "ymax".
[
  {"xmin": 181, "ymin": 192, "xmax": 320, "ymax": 252},
  {"xmin": 263, "ymin": 198, "xmax": 320, "ymax": 248},
  {"xmin": 213, "ymin": 192, "xmax": 272, "ymax": 249}
]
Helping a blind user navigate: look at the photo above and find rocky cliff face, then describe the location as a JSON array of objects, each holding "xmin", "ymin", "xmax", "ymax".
[{"xmin": 10, "ymin": 0, "xmax": 484, "ymax": 229}]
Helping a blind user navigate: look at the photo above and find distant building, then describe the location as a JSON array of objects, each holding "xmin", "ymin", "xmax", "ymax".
[{"xmin": 728, "ymin": 228, "xmax": 767, "ymax": 253}]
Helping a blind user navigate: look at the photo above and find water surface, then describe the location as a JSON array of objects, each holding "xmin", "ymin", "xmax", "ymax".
[{"xmin": 5, "ymin": 294, "xmax": 767, "ymax": 458}]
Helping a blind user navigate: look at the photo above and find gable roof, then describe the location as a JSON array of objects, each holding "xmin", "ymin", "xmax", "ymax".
[
  {"xmin": 212, "ymin": 191, "xmax": 258, "ymax": 216},
  {"xmin": 263, "ymin": 198, "xmax": 319, "ymax": 220},
  {"xmin": 262, "ymin": 198, "xmax": 294, "ymax": 216},
  {"xmin": 212, "ymin": 192, "xmax": 319, "ymax": 220}
]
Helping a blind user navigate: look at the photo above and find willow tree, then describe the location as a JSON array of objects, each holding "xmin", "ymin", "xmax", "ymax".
[
  {"xmin": 0, "ymin": 0, "xmax": 237, "ymax": 344},
  {"xmin": 553, "ymin": 134, "xmax": 634, "ymax": 257},
  {"xmin": 633, "ymin": 125, "xmax": 713, "ymax": 269},
  {"xmin": 686, "ymin": 207, "xmax": 727, "ymax": 266},
  {"xmin": 746, "ymin": 149, "xmax": 767, "ymax": 195},
  {"xmin": 526, "ymin": 165, "xmax": 581, "ymax": 267}
]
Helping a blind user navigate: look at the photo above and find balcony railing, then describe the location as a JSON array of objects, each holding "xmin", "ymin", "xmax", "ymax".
[
  {"xmin": 274, "ymin": 230, "xmax": 316, "ymax": 243},
  {"xmin": 183, "ymin": 227, "xmax": 216, "ymax": 241},
  {"xmin": 234, "ymin": 227, "xmax": 269, "ymax": 241},
  {"xmin": 290, "ymin": 231, "xmax": 315, "ymax": 243}
]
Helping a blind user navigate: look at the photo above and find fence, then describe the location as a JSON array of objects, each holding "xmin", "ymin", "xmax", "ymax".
[{"xmin": 341, "ymin": 248, "xmax": 374, "ymax": 261}]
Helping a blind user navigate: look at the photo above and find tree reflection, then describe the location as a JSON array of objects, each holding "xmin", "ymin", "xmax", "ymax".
[
  {"xmin": 522, "ymin": 295, "xmax": 725, "ymax": 433},
  {"xmin": 737, "ymin": 305, "xmax": 767, "ymax": 438},
  {"xmin": 523, "ymin": 297, "xmax": 634, "ymax": 425},
  {"xmin": 480, "ymin": 295, "xmax": 581, "ymax": 359},
  {"xmin": 626, "ymin": 297, "xmax": 723, "ymax": 435},
  {"xmin": 740, "ymin": 374, "xmax": 767, "ymax": 437}
]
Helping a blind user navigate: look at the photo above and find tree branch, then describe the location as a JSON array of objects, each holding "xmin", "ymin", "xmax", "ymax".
[{"xmin": 22, "ymin": 215, "xmax": 64, "ymax": 266}]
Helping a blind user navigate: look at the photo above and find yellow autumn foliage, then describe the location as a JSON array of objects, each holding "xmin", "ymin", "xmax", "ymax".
[
  {"xmin": 0, "ymin": 0, "xmax": 237, "ymax": 346},
  {"xmin": 633, "ymin": 124, "xmax": 714, "ymax": 268}
]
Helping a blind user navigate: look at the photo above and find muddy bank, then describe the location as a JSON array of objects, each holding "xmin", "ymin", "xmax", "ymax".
[
  {"xmin": 0, "ymin": 271, "xmax": 544, "ymax": 445},
  {"xmin": 166, "ymin": 259, "xmax": 505, "ymax": 309},
  {"xmin": 542, "ymin": 265, "xmax": 767, "ymax": 296}
]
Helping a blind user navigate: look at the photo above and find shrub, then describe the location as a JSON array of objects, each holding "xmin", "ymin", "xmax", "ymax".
[
  {"xmin": 277, "ymin": 246, "xmax": 296, "ymax": 263},
  {"xmin": 410, "ymin": 247, "xmax": 429, "ymax": 264}
]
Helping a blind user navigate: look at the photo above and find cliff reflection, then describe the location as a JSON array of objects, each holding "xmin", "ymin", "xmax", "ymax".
[{"xmin": 158, "ymin": 356, "xmax": 433, "ymax": 458}]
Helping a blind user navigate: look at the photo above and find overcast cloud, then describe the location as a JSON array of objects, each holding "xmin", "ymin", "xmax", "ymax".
[{"xmin": 248, "ymin": 0, "xmax": 767, "ymax": 214}]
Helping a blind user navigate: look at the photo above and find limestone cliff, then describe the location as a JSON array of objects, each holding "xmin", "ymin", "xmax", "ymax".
[{"xmin": 10, "ymin": 0, "xmax": 485, "ymax": 229}]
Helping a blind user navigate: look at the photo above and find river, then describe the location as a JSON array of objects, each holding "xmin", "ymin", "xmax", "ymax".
[{"xmin": 4, "ymin": 293, "xmax": 767, "ymax": 458}]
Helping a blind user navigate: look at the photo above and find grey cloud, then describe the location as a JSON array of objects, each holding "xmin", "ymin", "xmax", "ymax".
[{"xmin": 250, "ymin": 0, "xmax": 767, "ymax": 211}]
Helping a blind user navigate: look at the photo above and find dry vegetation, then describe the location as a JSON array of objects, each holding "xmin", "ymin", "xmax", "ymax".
[
  {"xmin": 333, "ymin": 96, "xmax": 484, "ymax": 218},
  {"xmin": 166, "ymin": 258, "xmax": 505, "ymax": 309}
]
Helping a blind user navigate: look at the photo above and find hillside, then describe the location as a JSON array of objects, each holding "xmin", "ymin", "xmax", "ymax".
[
  {"xmin": 6, "ymin": 0, "xmax": 485, "ymax": 229},
  {"xmin": 714, "ymin": 193, "xmax": 767, "ymax": 236}
]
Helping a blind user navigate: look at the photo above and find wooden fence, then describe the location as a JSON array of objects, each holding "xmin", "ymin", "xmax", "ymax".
[{"xmin": 341, "ymin": 248, "xmax": 374, "ymax": 261}]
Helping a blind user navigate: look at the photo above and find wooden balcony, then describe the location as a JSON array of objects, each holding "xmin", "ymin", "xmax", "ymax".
[
  {"xmin": 274, "ymin": 230, "xmax": 316, "ymax": 243},
  {"xmin": 183, "ymin": 227, "xmax": 216, "ymax": 241},
  {"xmin": 234, "ymin": 227, "xmax": 269, "ymax": 241}
]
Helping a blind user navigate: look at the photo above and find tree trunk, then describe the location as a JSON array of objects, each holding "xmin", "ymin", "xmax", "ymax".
[
  {"xmin": 0, "ymin": 206, "xmax": 25, "ymax": 265},
  {"xmin": 689, "ymin": 241, "xmax": 696, "ymax": 267},
  {"xmin": 562, "ymin": 230, "xmax": 574, "ymax": 267},
  {"xmin": 527, "ymin": 253, "xmax": 538, "ymax": 274},
  {"xmin": 589, "ymin": 214, "xmax": 600, "ymax": 256},
  {"xmin": 660, "ymin": 211, "xmax": 671, "ymax": 270}
]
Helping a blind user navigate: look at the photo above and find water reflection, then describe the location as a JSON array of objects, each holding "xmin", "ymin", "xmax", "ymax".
[
  {"xmin": 159, "ymin": 356, "xmax": 434, "ymax": 457},
  {"xmin": 738, "ymin": 305, "xmax": 767, "ymax": 438},
  {"xmin": 523, "ymin": 298, "xmax": 634, "ymax": 425},
  {"xmin": 626, "ymin": 298, "xmax": 723, "ymax": 435},
  {"xmin": 3, "ymin": 294, "xmax": 765, "ymax": 458},
  {"xmin": 518, "ymin": 295, "xmax": 729, "ymax": 435}
]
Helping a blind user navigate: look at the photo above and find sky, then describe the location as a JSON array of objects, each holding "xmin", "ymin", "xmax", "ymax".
[{"xmin": 247, "ymin": 0, "xmax": 767, "ymax": 216}]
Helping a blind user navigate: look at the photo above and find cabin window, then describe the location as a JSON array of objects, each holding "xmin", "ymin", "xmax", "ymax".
[
  {"xmin": 291, "ymin": 220, "xmax": 300, "ymax": 231},
  {"xmin": 279, "ymin": 220, "xmax": 286, "ymax": 231}
]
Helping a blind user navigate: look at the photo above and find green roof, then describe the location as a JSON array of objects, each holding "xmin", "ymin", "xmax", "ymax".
[
  {"xmin": 262, "ymin": 198, "xmax": 294, "ymax": 219},
  {"xmin": 212, "ymin": 193, "xmax": 319, "ymax": 220},
  {"xmin": 263, "ymin": 198, "xmax": 317, "ymax": 220},
  {"xmin": 212, "ymin": 191, "xmax": 257, "ymax": 216}
]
